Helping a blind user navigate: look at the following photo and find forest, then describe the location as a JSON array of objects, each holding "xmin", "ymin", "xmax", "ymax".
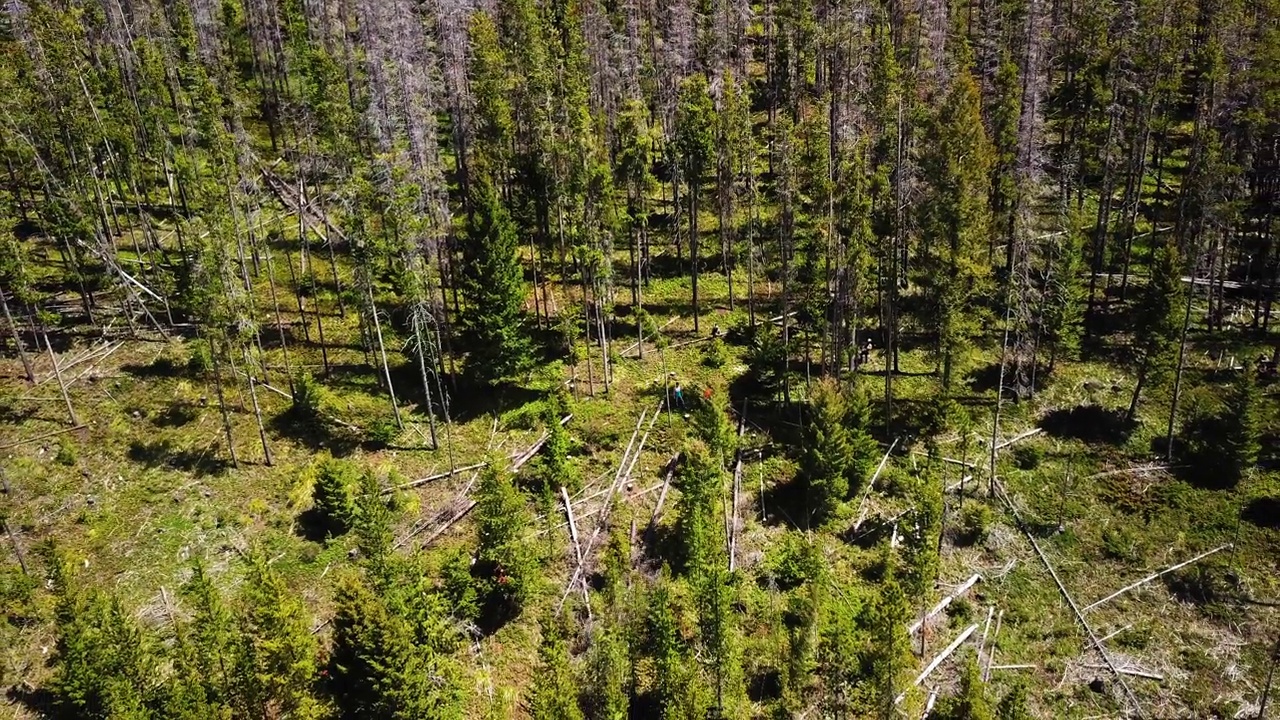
[{"xmin": 0, "ymin": 0, "xmax": 1278, "ymax": 717}]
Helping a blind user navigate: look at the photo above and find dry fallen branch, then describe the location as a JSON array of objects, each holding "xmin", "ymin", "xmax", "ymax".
[
  {"xmin": 557, "ymin": 407, "xmax": 655, "ymax": 613},
  {"xmin": 647, "ymin": 454, "xmax": 680, "ymax": 536},
  {"xmin": 1082, "ymin": 544, "xmax": 1232, "ymax": 613},
  {"xmin": 984, "ymin": 610, "xmax": 1005, "ymax": 682},
  {"xmin": 0, "ymin": 425, "xmax": 88, "ymax": 451},
  {"xmin": 1098, "ymin": 625, "xmax": 1133, "ymax": 643},
  {"xmin": 1084, "ymin": 465, "xmax": 1174, "ymax": 481},
  {"xmin": 418, "ymin": 425, "xmax": 562, "ymax": 549},
  {"xmin": 619, "ymin": 316, "xmax": 680, "ymax": 356},
  {"xmin": 1081, "ymin": 663, "xmax": 1164, "ymax": 681}
]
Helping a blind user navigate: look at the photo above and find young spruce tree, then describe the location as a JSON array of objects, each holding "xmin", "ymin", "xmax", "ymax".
[{"xmin": 461, "ymin": 179, "xmax": 532, "ymax": 385}]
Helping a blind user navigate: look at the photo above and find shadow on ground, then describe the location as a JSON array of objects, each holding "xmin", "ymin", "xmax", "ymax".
[{"xmin": 1038, "ymin": 404, "xmax": 1135, "ymax": 445}]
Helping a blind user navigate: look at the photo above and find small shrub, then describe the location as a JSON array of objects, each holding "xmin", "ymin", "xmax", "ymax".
[
  {"xmin": 0, "ymin": 567, "xmax": 38, "ymax": 626},
  {"xmin": 948, "ymin": 596, "xmax": 975, "ymax": 624},
  {"xmin": 149, "ymin": 354, "xmax": 180, "ymax": 376},
  {"xmin": 1012, "ymin": 445, "xmax": 1042, "ymax": 470},
  {"xmin": 365, "ymin": 417, "xmax": 399, "ymax": 448},
  {"xmin": 186, "ymin": 340, "xmax": 212, "ymax": 375},
  {"xmin": 1101, "ymin": 525, "xmax": 1138, "ymax": 562},
  {"xmin": 878, "ymin": 467, "xmax": 912, "ymax": 499},
  {"xmin": 702, "ymin": 337, "xmax": 727, "ymax": 368},
  {"xmin": 441, "ymin": 548, "xmax": 480, "ymax": 624},
  {"xmin": 501, "ymin": 401, "xmax": 545, "ymax": 431},
  {"xmin": 291, "ymin": 371, "xmax": 331, "ymax": 422},
  {"xmin": 767, "ymin": 534, "xmax": 825, "ymax": 590},
  {"xmin": 55, "ymin": 439, "xmax": 77, "ymax": 466},
  {"xmin": 956, "ymin": 503, "xmax": 993, "ymax": 546}
]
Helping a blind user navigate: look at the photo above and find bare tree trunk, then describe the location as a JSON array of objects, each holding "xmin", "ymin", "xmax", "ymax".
[
  {"xmin": 209, "ymin": 339, "xmax": 239, "ymax": 468},
  {"xmin": 242, "ymin": 346, "xmax": 273, "ymax": 466},
  {"xmin": 1, "ymin": 291, "xmax": 34, "ymax": 383},
  {"xmin": 366, "ymin": 284, "xmax": 403, "ymax": 429},
  {"xmin": 41, "ymin": 325, "xmax": 77, "ymax": 426}
]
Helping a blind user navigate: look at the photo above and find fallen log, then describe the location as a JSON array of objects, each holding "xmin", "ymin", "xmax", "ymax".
[
  {"xmin": 1082, "ymin": 544, "xmax": 1232, "ymax": 613},
  {"xmin": 1084, "ymin": 465, "xmax": 1173, "ymax": 481},
  {"xmin": 909, "ymin": 574, "xmax": 982, "ymax": 635},
  {"xmin": 729, "ymin": 402, "xmax": 747, "ymax": 572},
  {"xmin": 1098, "ymin": 625, "xmax": 1133, "ymax": 643},
  {"xmin": 922, "ymin": 691, "xmax": 937, "ymax": 719},
  {"xmin": 983, "ymin": 610, "xmax": 1004, "ymax": 682},
  {"xmin": 853, "ymin": 438, "xmax": 900, "ymax": 531},
  {"xmin": 389, "ymin": 463, "xmax": 487, "ymax": 493},
  {"xmin": 561, "ymin": 486, "xmax": 590, "ymax": 607},
  {"xmin": 619, "ymin": 316, "xmax": 680, "ymax": 356},
  {"xmin": 556, "ymin": 409, "xmax": 650, "ymax": 613},
  {"xmin": 896, "ymin": 623, "xmax": 980, "ymax": 705},
  {"xmin": 419, "ymin": 425, "xmax": 565, "ymax": 549},
  {"xmin": 992, "ymin": 479, "xmax": 1143, "ymax": 715},
  {"xmin": 647, "ymin": 454, "xmax": 680, "ymax": 534},
  {"xmin": 233, "ymin": 371, "xmax": 364, "ymax": 432},
  {"xmin": 994, "ymin": 428, "xmax": 1041, "ymax": 451}
]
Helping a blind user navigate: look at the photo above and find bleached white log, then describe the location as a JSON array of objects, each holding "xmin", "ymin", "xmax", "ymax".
[
  {"xmin": 896, "ymin": 624, "xmax": 980, "ymax": 705},
  {"xmin": 908, "ymin": 574, "xmax": 983, "ymax": 635}
]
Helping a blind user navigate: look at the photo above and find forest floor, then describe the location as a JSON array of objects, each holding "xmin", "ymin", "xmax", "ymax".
[{"xmin": 1, "ymin": 234, "xmax": 1279, "ymax": 719}]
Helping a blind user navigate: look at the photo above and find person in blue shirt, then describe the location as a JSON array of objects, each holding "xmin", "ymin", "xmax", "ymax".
[{"xmin": 673, "ymin": 382, "xmax": 685, "ymax": 409}]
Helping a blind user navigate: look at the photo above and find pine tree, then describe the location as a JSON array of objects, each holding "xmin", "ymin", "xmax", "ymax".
[
  {"xmin": 474, "ymin": 459, "xmax": 538, "ymax": 615},
  {"xmin": 920, "ymin": 63, "xmax": 996, "ymax": 392},
  {"xmin": 1041, "ymin": 211, "xmax": 1087, "ymax": 375},
  {"xmin": 0, "ymin": 216, "xmax": 35, "ymax": 383},
  {"xmin": 49, "ymin": 568, "xmax": 162, "ymax": 718},
  {"xmin": 351, "ymin": 470, "xmax": 395, "ymax": 581},
  {"xmin": 996, "ymin": 682, "xmax": 1031, "ymax": 720},
  {"xmin": 842, "ymin": 385, "xmax": 880, "ymax": 494},
  {"xmin": 537, "ymin": 391, "xmax": 578, "ymax": 493},
  {"xmin": 645, "ymin": 573, "xmax": 685, "ymax": 713},
  {"xmin": 801, "ymin": 379, "xmax": 855, "ymax": 523},
  {"xmin": 1183, "ymin": 367, "xmax": 1262, "ymax": 488},
  {"xmin": 234, "ymin": 556, "xmax": 322, "ymax": 720},
  {"xmin": 529, "ymin": 618, "xmax": 585, "ymax": 720},
  {"xmin": 311, "ymin": 456, "xmax": 359, "ymax": 537},
  {"xmin": 329, "ymin": 573, "xmax": 463, "ymax": 720},
  {"xmin": 818, "ymin": 579, "xmax": 865, "ymax": 717},
  {"xmin": 676, "ymin": 75, "xmax": 716, "ymax": 332},
  {"xmin": 674, "ymin": 444, "xmax": 724, "ymax": 575},
  {"xmin": 178, "ymin": 563, "xmax": 238, "ymax": 713},
  {"xmin": 937, "ymin": 651, "xmax": 993, "ymax": 720},
  {"xmin": 695, "ymin": 560, "xmax": 745, "ymax": 718},
  {"xmin": 616, "ymin": 99, "xmax": 658, "ymax": 319},
  {"xmin": 990, "ymin": 52, "xmax": 1022, "ymax": 271},
  {"xmin": 468, "ymin": 12, "xmax": 515, "ymax": 187},
  {"xmin": 1127, "ymin": 240, "xmax": 1184, "ymax": 422},
  {"xmin": 1221, "ymin": 367, "xmax": 1262, "ymax": 482},
  {"xmin": 460, "ymin": 179, "xmax": 532, "ymax": 385},
  {"xmin": 692, "ymin": 398, "xmax": 737, "ymax": 469},
  {"xmin": 585, "ymin": 623, "xmax": 631, "ymax": 720},
  {"xmin": 902, "ymin": 468, "xmax": 943, "ymax": 598},
  {"xmin": 869, "ymin": 549, "xmax": 917, "ymax": 716}
]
